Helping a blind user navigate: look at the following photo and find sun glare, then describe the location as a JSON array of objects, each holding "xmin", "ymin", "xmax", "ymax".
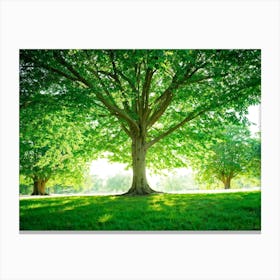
[{"xmin": 90, "ymin": 159, "xmax": 130, "ymax": 178}]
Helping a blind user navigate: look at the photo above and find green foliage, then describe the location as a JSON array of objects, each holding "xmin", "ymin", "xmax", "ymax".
[
  {"xmin": 105, "ymin": 174, "xmax": 131, "ymax": 192},
  {"xmin": 82, "ymin": 174, "xmax": 131, "ymax": 194},
  {"xmin": 20, "ymin": 191, "xmax": 261, "ymax": 230},
  {"xmin": 155, "ymin": 170, "xmax": 199, "ymax": 191},
  {"xmin": 47, "ymin": 184, "xmax": 85, "ymax": 195},
  {"xmin": 20, "ymin": 184, "xmax": 33, "ymax": 195},
  {"xmin": 20, "ymin": 92, "xmax": 98, "ymax": 187},
  {"xmin": 191, "ymin": 125, "xmax": 261, "ymax": 188},
  {"xmin": 20, "ymin": 49, "xmax": 261, "ymax": 173}
]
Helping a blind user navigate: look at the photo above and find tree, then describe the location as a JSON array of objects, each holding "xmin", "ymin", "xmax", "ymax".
[
  {"xmin": 191, "ymin": 125, "xmax": 261, "ymax": 189},
  {"xmin": 20, "ymin": 50, "xmax": 261, "ymax": 195},
  {"xmin": 156, "ymin": 170, "xmax": 198, "ymax": 192},
  {"xmin": 20, "ymin": 93, "xmax": 95, "ymax": 195}
]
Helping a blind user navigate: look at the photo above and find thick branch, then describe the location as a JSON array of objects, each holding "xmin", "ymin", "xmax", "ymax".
[
  {"xmin": 147, "ymin": 72, "xmax": 227, "ymax": 129},
  {"xmin": 57, "ymin": 52, "xmax": 140, "ymax": 134},
  {"xmin": 151, "ymin": 63, "xmax": 206, "ymax": 107},
  {"xmin": 146, "ymin": 80, "xmax": 259, "ymax": 148},
  {"xmin": 53, "ymin": 51, "xmax": 92, "ymax": 87},
  {"xmin": 146, "ymin": 109, "xmax": 207, "ymax": 148},
  {"xmin": 22, "ymin": 53, "xmax": 78, "ymax": 83},
  {"xmin": 146, "ymin": 64, "xmax": 206, "ymax": 128},
  {"xmin": 121, "ymin": 123, "xmax": 131, "ymax": 137},
  {"xmin": 140, "ymin": 68, "xmax": 154, "ymax": 121},
  {"xmin": 28, "ymin": 51, "xmax": 140, "ymax": 135},
  {"xmin": 118, "ymin": 70, "xmax": 138, "ymax": 93},
  {"xmin": 91, "ymin": 69, "xmax": 119, "ymax": 107},
  {"xmin": 107, "ymin": 51, "xmax": 133, "ymax": 114},
  {"xmin": 97, "ymin": 69, "xmax": 138, "ymax": 116},
  {"xmin": 147, "ymin": 85, "xmax": 174, "ymax": 128}
]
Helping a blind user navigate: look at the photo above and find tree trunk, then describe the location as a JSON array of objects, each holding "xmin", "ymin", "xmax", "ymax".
[
  {"xmin": 223, "ymin": 176, "xmax": 231, "ymax": 189},
  {"xmin": 125, "ymin": 136, "xmax": 157, "ymax": 195},
  {"xmin": 31, "ymin": 178, "xmax": 49, "ymax": 195}
]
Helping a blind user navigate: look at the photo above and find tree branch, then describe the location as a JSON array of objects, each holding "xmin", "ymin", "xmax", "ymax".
[
  {"xmin": 121, "ymin": 123, "xmax": 131, "ymax": 137},
  {"xmin": 147, "ymin": 71, "xmax": 227, "ymax": 129},
  {"xmin": 146, "ymin": 79, "xmax": 260, "ymax": 148},
  {"xmin": 52, "ymin": 51, "xmax": 92, "ymax": 87},
  {"xmin": 22, "ymin": 53, "xmax": 78, "ymax": 83},
  {"xmin": 107, "ymin": 51, "xmax": 133, "ymax": 114},
  {"xmin": 146, "ymin": 64, "xmax": 206, "ymax": 129},
  {"xmin": 49, "ymin": 51, "xmax": 140, "ymax": 135},
  {"xmin": 146, "ymin": 108, "xmax": 207, "ymax": 148},
  {"xmin": 140, "ymin": 68, "xmax": 154, "ymax": 121},
  {"xmin": 146, "ymin": 84, "xmax": 175, "ymax": 129}
]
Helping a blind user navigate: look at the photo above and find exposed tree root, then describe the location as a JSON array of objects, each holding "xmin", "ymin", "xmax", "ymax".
[
  {"xmin": 31, "ymin": 191, "xmax": 49, "ymax": 196},
  {"xmin": 122, "ymin": 185, "xmax": 163, "ymax": 196}
]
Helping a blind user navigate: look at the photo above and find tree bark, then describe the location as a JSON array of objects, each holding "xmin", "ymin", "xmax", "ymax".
[
  {"xmin": 223, "ymin": 176, "xmax": 231, "ymax": 189},
  {"xmin": 125, "ymin": 136, "xmax": 157, "ymax": 195},
  {"xmin": 31, "ymin": 177, "xmax": 49, "ymax": 195}
]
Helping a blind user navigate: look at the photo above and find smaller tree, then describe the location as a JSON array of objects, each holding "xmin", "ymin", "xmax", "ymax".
[
  {"xmin": 20, "ymin": 94, "xmax": 97, "ymax": 195},
  {"xmin": 191, "ymin": 125, "xmax": 261, "ymax": 189}
]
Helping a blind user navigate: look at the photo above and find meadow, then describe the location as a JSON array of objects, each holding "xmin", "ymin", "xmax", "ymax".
[{"xmin": 20, "ymin": 191, "xmax": 261, "ymax": 231}]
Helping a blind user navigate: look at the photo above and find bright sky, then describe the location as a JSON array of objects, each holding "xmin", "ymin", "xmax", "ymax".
[
  {"xmin": 90, "ymin": 159, "xmax": 130, "ymax": 178},
  {"xmin": 90, "ymin": 159, "xmax": 161, "ymax": 185},
  {"xmin": 247, "ymin": 105, "xmax": 261, "ymax": 134}
]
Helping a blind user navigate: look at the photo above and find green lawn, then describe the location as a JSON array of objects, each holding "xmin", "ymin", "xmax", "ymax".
[{"xmin": 20, "ymin": 191, "xmax": 261, "ymax": 231}]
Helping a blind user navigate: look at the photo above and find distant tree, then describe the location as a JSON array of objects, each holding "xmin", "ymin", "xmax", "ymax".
[
  {"xmin": 105, "ymin": 173, "xmax": 131, "ymax": 193},
  {"xmin": 19, "ymin": 184, "xmax": 33, "ymax": 195},
  {"xmin": 155, "ymin": 170, "xmax": 198, "ymax": 192},
  {"xmin": 191, "ymin": 126, "xmax": 261, "ymax": 189},
  {"xmin": 49, "ymin": 184, "xmax": 85, "ymax": 194},
  {"xmin": 20, "ymin": 49, "xmax": 261, "ymax": 195},
  {"xmin": 85, "ymin": 175, "xmax": 104, "ymax": 193}
]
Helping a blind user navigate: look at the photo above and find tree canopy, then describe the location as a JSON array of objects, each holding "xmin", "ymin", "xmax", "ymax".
[
  {"xmin": 20, "ymin": 92, "xmax": 98, "ymax": 194},
  {"xmin": 190, "ymin": 125, "xmax": 261, "ymax": 189},
  {"xmin": 20, "ymin": 49, "xmax": 261, "ymax": 195}
]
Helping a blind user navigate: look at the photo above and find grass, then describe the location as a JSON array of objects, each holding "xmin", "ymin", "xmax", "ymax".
[{"xmin": 20, "ymin": 191, "xmax": 261, "ymax": 231}]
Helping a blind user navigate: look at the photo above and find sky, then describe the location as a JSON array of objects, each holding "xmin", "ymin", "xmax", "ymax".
[
  {"xmin": 248, "ymin": 105, "xmax": 261, "ymax": 134},
  {"xmin": 90, "ymin": 159, "xmax": 129, "ymax": 179}
]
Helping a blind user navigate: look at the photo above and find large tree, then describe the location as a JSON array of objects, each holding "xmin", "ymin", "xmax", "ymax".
[{"xmin": 20, "ymin": 50, "xmax": 261, "ymax": 195}]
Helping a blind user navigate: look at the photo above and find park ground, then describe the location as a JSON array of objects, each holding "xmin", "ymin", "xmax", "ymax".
[{"xmin": 20, "ymin": 190, "xmax": 261, "ymax": 231}]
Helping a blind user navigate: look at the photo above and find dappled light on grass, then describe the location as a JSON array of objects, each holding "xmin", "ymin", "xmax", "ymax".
[
  {"xmin": 148, "ymin": 194, "xmax": 165, "ymax": 211},
  {"xmin": 20, "ymin": 191, "xmax": 261, "ymax": 231},
  {"xmin": 163, "ymin": 199, "xmax": 175, "ymax": 207},
  {"xmin": 98, "ymin": 214, "xmax": 113, "ymax": 223},
  {"xmin": 146, "ymin": 194, "xmax": 177, "ymax": 212},
  {"xmin": 20, "ymin": 196, "xmax": 92, "ymax": 214},
  {"xmin": 63, "ymin": 205, "xmax": 77, "ymax": 211}
]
